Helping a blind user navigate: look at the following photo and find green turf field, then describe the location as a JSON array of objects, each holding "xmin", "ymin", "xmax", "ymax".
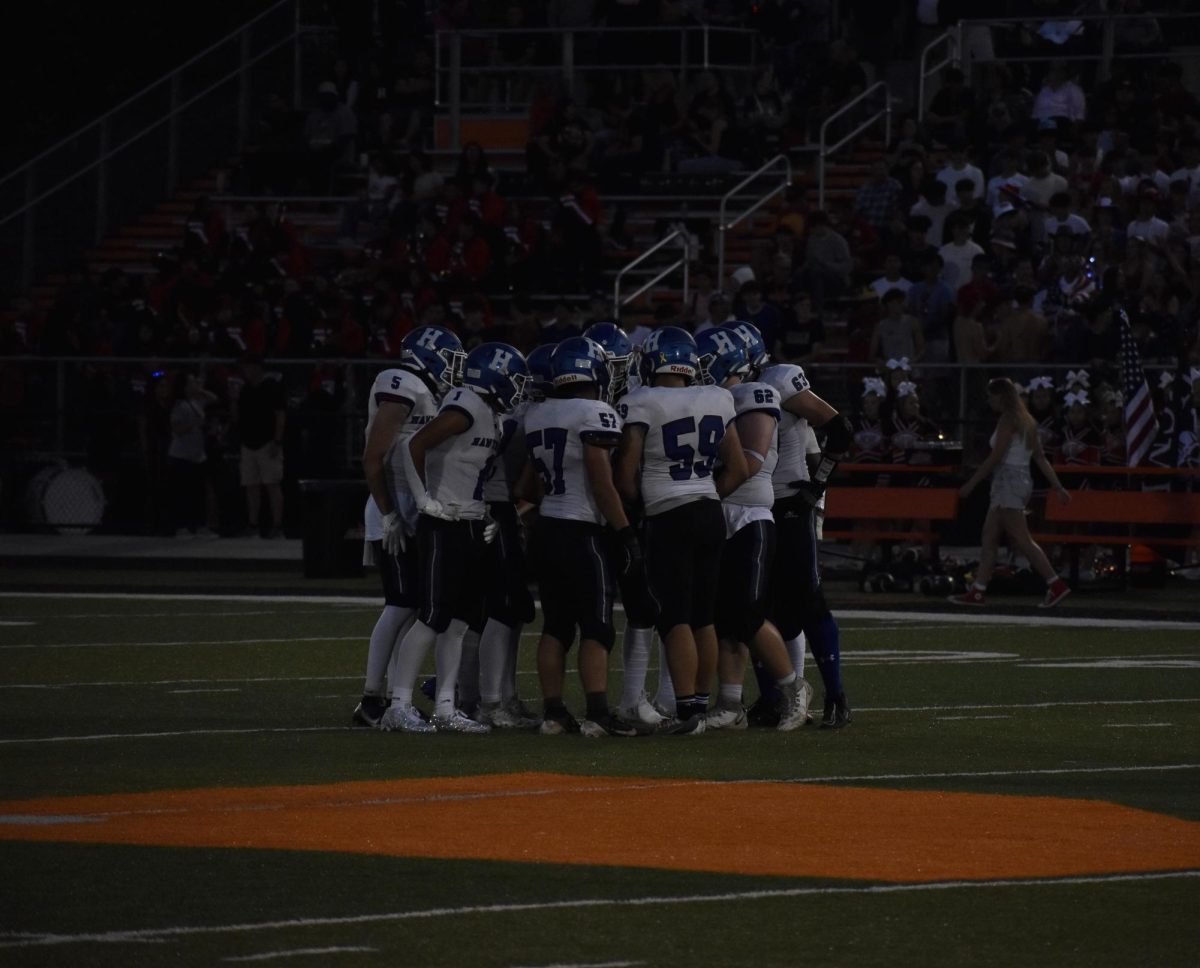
[{"xmin": 1, "ymin": 585, "xmax": 1198, "ymax": 967}]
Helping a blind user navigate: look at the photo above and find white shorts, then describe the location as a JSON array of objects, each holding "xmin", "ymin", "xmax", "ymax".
[{"xmin": 990, "ymin": 465, "xmax": 1032, "ymax": 510}]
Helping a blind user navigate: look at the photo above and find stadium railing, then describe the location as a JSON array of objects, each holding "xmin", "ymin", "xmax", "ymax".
[
  {"xmin": 817, "ymin": 82, "xmax": 891, "ymax": 211},
  {"xmin": 714, "ymin": 154, "xmax": 792, "ymax": 289},
  {"xmin": 0, "ymin": 0, "xmax": 341, "ymax": 297},
  {"xmin": 613, "ymin": 225, "xmax": 692, "ymax": 317},
  {"xmin": 917, "ymin": 29, "xmax": 962, "ymax": 122}
]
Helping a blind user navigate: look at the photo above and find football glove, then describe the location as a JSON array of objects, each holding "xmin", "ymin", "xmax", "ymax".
[
  {"xmin": 420, "ymin": 496, "xmax": 456, "ymax": 520},
  {"xmin": 381, "ymin": 511, "xmax": 405, "ymax": 556},
  {"xmin": 790, "ymin": 479, "xmax": 827, "ymax": 508},
  {"xmin": 482, "ymin": 514, "xmax": 499, "ymax": 545}
]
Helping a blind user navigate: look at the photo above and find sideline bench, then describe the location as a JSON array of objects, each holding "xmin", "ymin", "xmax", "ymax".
[
  {"xmin": 823, "ymin": 486, "xmax": 960, "ymax": 554},
  {"xmin": 1032, "ymin": 490, "xmax": 1200, "ymax": 583}
]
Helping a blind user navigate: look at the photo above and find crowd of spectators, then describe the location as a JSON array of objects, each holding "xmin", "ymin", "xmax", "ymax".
[{"xmin": 7, "ymin": 3, "xmax": 1200, "ymax": 534}]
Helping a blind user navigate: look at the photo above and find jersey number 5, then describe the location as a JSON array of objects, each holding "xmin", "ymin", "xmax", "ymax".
[
  {"xmin": 526, "ymin": 427, "xmax": 568, "ymax": 495},
  {"xmin": 662, "ymin": 415, "xmax": 724, "ymax": 481}
]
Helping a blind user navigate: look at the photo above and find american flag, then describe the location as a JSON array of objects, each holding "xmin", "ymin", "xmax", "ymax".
[{"xmin": 1117, "ymin": 306, "xmax": 1158, "ymax": 467}]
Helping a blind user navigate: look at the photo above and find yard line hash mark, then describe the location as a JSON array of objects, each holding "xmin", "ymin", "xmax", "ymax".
[
  {"xmin": 222, "ymin": 947, "xmax": 377, "ymax": 962},
  {"xmin": 2, "ymin": 871, "xmax": 1195, "ymax": 949},
  {"xmin": 1102, "ymin": 723, "xmax": 1173, "ymax": 728},
  {"xmin": 168, "ymin": 688, "xmax": 243, "ymax": 695}
]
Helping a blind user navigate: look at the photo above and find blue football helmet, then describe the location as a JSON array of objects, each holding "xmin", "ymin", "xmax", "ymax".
[
  {"xmin": 696, "ymin": 327, "xmax": 751, "ymax": 386},
  {"xmin": 551, "ymin": 336, "xmax": 611, "ymax": 396},
  {"xmin": 638, "ymin": 326, "xmax": 699, "ymax": 385},
  {"xmin": 582, "ymin": 321, "xmax": 633, "ymax": 401},
  {"xmin": 727, "ymin": 320, "xmax": 770, "ymax": 379},
  {"xmin": 462, "ymin": 342, "xmax": 529, "ymax": 413},
  {"xmin": 525, "ymin": 344, "xmax": 557, "ymax": 402},
  {"xmin": 400, "ymin": 325, "xmax": 465, "ymax": 394}
]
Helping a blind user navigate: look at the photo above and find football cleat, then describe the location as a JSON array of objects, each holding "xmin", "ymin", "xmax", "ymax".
[
  {"xmin": 503, "ymin": 696, "xmax": 542, "ymax": 729},
  {"xmin": 580, "ymin": 714, "xmax": 641, "ymax": 738},
  {"xmin": 351, "ymin": 695, "xmax": 389, "ymax": 729},
  {"xmin": 617, "ymin": 692, "xmax": 667, "ymax": 729},
  {"xmin": 820, "ymin": 692, "xmax": 852, "ymax": 730},
  {"xmin": 477, "ymin": 701, "xmax": 532, "ymax": 729},
  {"xmin": 432, "ymin": 709, "xmax": 491, "ymax": 734},
  {"xmin": 777, "ymin": 679, "xmax": 810, "ymax": 732},
  {"xmin": 539, "ymin": 709, "xmax": 582, "ymax": 735},
  {"xmin": 380, "ymin": 704, "xmax": 437, "ymax": 734},
  {"xmin": 705, "ymin": 704, "xmax": 748, "ymax": 731},
  {"xmin": 657, "ymin": 715, "xmax": 706, "ymax": 736},
  {"xmin": 746, "ymin": 694, "xmax": 781, "ymax": 728}
]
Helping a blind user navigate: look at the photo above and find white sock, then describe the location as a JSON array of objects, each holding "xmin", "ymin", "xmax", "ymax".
[
  {"xmin": 480, "ymin": 618, "xmax": 513, "ymax": 704},
  {"xmin": 777, "ymin": 670, "xmax": 797, "ymax": 687},
  {"xmin": 389, "ymin": 619, "xmax": 437, "ymax": 705},
  {"xmin": 784, "ymin": 634, "xmax": 806, "ymax": 678},
  {"xmin": 457, "ymin": 628, "xmax": 481, "ymax": 707},
  {"xmin": 364, "ymin": 605, "xmax": 413, "ymax": 696},
  {"xmin": 718, "ymin": 682, "xmax": 742, "ymax": 707},
  {"xmin": 502, "ymin": 624, "xmax": 522, "ymax": 701},
  {"xmin": 434, "ymin": 619, "xmax": 469, "ymax": 717},
  {"xmin": 619, "ymin": 624, "xmax": 654, "ymax": 708},
  {"xmin": 654, "ymin": 637, "xmax": 676, "ymax": 710},
  {"xmin": 972, "ymin": 580, "xmax": 987, "ymax": 591}
]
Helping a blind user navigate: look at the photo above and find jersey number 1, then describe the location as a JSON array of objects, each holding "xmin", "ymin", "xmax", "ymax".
[{"xmin": 663, "ymin": 415, "xmax": 724, "ymax": 481}]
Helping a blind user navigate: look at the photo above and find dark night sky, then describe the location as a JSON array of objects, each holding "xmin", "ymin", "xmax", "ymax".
[{"xmin": 3, "ymin": 0, "xmax": 280, "ymax": 171}]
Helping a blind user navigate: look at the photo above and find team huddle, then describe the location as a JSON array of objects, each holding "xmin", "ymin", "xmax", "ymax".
[{"xmin": 351, "ymin": 317, "xmax": 853, "ymax": 737}]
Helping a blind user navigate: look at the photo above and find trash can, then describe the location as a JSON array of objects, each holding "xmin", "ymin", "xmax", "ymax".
[{"xmin": 298, "ymin": 479, "xmax": 368, "ymax": 578}]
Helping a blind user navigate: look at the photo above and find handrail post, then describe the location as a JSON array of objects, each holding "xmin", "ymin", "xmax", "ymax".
[
  {"xmin": 1099, "ymin": 13, "xmax": 1116, "ymax": 84},
  {"xmin": 562, "ymin": 31, "xmax": 575, "ymax": 96},
  {"xmin": 292, "ymin": 0, "xmax": 302, "ymax": 109},
  {"xmin": 703, "ymin": 24, "xmax": 710, "ymax": 68},
  {"xmin": 449, "ymin": 33, "xmax": 462, "ymax": 151},
  {"xmin": 55, "ymin": 360, "xmax": 66, "ymax": 455},
  {"xmin": 680, "ymin": 229, "xmax": 691, "ymax": 310},
  {"xmin": 22, "ymin": 168, "xmax": 35, "ymax": 290},
  {"xmin": 238, "ymin": 25, "xmax": 253, "ymax": 145},
  {"xmin": 166, "ymin": 74, "xmax": 181, "ymax": 197},
  {"xmin": 96, "ymin": 118, "xmax": 110, "ymax": 245}
]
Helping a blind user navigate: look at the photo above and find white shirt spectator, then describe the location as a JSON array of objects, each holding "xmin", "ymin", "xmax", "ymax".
[
  {"xmin": 986, "ymin": 171, "xmax": 1028, "ymax": 208},
  {"xmin": 1032, "ymin": 81, "xmax": 1086, "ymax": 122},
  {"xmin": 1044, "ymin": 213, "xmax": 1091, "ymax": 237},
  {"xmin": 938, "ymin": 238, "xmax": 984, "ymax": 294},
  {"xmin": 911, "ymin": 197, "xmax": 958, "ymax": 246},
  {"xmin": 1022, "ymin": 171, "xmax": 1069, "ymax": 209},
  {"xmin": 1126, "ymin": 217, "xmax": 1170, "ymax": 243},
  {"xmin": 936, "ymin": 163, "xmax": 985, "ymax": 200},
  {"xmin": 870, "ymin": 275, "xmax": 913, "ymax": 299}
]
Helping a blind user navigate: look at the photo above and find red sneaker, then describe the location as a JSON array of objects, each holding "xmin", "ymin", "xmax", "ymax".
[
  {"xmin": 948, "ymin": 587, "xmax": 986, "ymax": 606},
  {"xmin": 1039, "ymin": 578, "xmax": 1071, "ymax": 609}
]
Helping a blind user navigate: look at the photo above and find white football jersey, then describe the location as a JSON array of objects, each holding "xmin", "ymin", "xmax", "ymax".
[
  {"xmin": 524, "ymin": 397, "xmax": 623, "ymax": 524},
  {"xmin": 481, "ymin": 401, "xmax": 528, "ymax": 503},
  {"xmin": 762, "ymin": 363, "xmax": 813, "ymax": 497},
  {"xmin": 620, "ymin": 384, "xmax": 736, "ymax": 516},
  {"xmin": 363, "ymin": 367, "xmax": 439, "ymax": 538},
  {"xmin": 423, "ymin": 386, "xmax": 499, "ymax": 520},
  {"xmin": 724, "ymin": 381, "xmax": 780, "ymax": 509}
]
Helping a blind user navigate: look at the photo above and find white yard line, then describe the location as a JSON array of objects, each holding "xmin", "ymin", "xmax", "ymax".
[
  {"xmin": 222, "ymin": 947, "xmax": 377, "ymax": 962},
  {"xmin": 787, "ymin": 764, "xmax": 1200, "ymax": 783},
  {"xmin": 2, "ymin": 592, "xmax": 1198, "ymax": 629},
  {"xmin": 0, "ymin": 621, "xmax": 35, "ymax": 626},
  {"xmin": 167, "ymin": 688, "xmax": 243, "ymax": 695},
  {"xmin": 1101, "ymin": 723, "xmax": 1173, "ymax": 729},
  {"xmin": 1, "ymin": 871, "xmax": 1195, "ymax": 950},
  {"xmin": 0, "ymin": 637, "xmax": 361, "ymax": 651},
  {"xmin": 0, "ymin": 726, "xmax": 342, "ymax": 746},
  {"xmin": 859, "ymin": 698, "xmax": 1200, "ymax": 713},
  {"xmin": 511, "ymin": 962, "xmax": 643, "ymax": 968},
  {"xmin": 0, "ymin": 676, "xmax": 360, "ymax": 690},
  {"xmin": 934, "ymin": 715, "xmax": 1012, "ymax": 721}
]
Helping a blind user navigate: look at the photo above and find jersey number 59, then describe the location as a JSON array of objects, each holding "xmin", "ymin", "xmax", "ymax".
[{"xmin": 662, "ymin": 415, "xmax": 724, "ymax": 481}]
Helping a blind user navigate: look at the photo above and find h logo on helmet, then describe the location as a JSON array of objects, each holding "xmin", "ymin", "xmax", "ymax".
[
  {"xmin": 710, "ymin": 330, "xmax": 738, "ymax": 356},
  {"xmin": 416, "ymin": 329, "xmax": 442, "ymax": 350},
  {"xmin": 489, "ymin": 349, "xmax": 514, "ymax": 373}
]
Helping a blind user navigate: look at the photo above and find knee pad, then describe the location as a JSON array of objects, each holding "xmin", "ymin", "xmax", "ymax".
[{"xmin": 580, "ymin": 618, "xmax": 616, "ymax": 652}]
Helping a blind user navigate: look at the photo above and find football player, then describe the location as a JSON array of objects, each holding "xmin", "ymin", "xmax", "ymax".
[
  {"xmin": 353, "ymin": 326, "xmax": 463, "ymax": 728},
  {"xmin": 615, "ymin": 326, "xmax": 749, "ymax": 733},
  {"xmin": 695, "ymin": 326, "xmax": 810, "ymax": 732},
  {"xmin": 468, "ymin": 345, "xmax": 554, "ymax": 729},
  {"xmin": 753, "ymin": 323, "xmax": 854, "ymax": 729},
  {"xmin": 383, "ymin": 342, "xmax": 529, "ymax": 734},
  {"xmin": 583, "ymin": 321, "xmax": 664, "ymax": 728},
  {"xmin": 523, "ymin": 336, "xmax": 642, "ymax": 736}
]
